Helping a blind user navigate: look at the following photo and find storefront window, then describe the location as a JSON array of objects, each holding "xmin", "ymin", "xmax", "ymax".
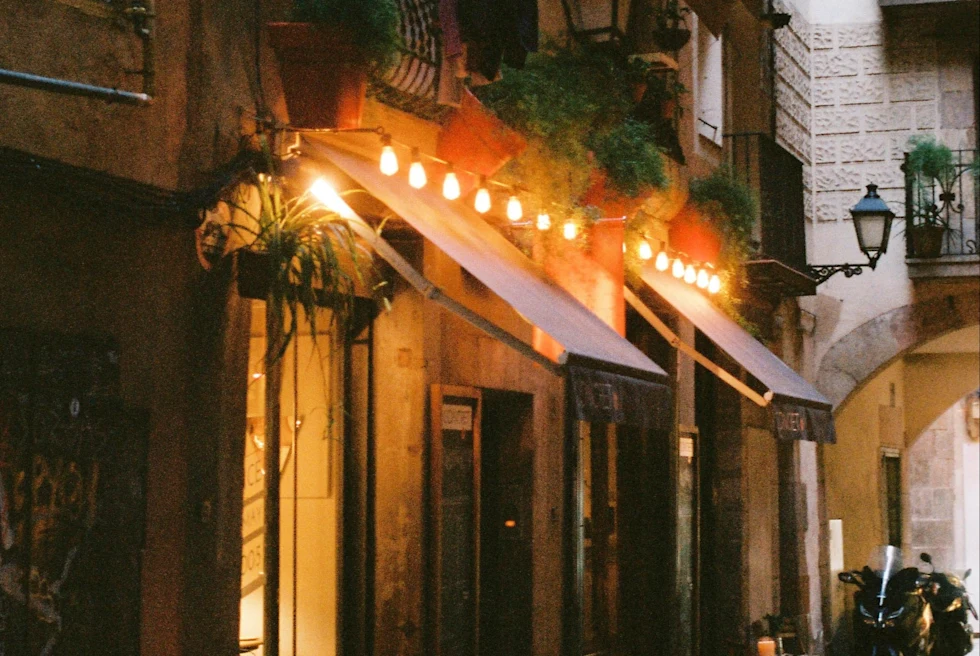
[{"xmin": 240, "ymin": 304, "xmax": 342, "ymax": 655}]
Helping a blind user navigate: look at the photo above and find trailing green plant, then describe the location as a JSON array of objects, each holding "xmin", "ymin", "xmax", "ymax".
[
  {"xmin": 591, "ymin": 119, "xmax": 667, "ymax": 197},
  {"xmin": 474, "ymin": 43, "xmax": 669, "ymax": 220},
  {"xmin": 905, "ymin": 136, "xmax": 958, "ymax": 228},
  {"xmin": 292, "ymin": 0, "xmax": 401, "ymax": 68},
  {"xmin": 226, "ymin": 141, "xmax": 373, "ymax": 360},
  {"xmin": 687, "ymin": 167, "xmax": 758, "ymax": 265},
  {"xmin": 654, "ymin": 0, "xmax": 691, "ymax": 31}
]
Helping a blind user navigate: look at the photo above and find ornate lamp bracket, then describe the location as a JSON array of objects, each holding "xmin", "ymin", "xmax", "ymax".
[{"xmin": 806, "ymin": 253, "xmax": 882, "ymax": 285}]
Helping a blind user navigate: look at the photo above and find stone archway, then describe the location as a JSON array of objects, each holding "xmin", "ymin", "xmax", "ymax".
[{"xmin": 817, "ymin": 290, "xmax": 980, "ymax": 410}]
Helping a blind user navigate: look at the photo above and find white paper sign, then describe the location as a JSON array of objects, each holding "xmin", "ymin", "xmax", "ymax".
[{"xmin": 442, "ymin": 404, "xmax": 473, "ymax": 431}]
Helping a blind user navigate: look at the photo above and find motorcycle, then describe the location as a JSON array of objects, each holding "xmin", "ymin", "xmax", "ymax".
[
  {"xmin": 838, "ymin": 546, "xmax": 978, "ymax": 656},
  {"xmin": 918, "ymin": 553, "xmax": 977, "ymax": 656}
]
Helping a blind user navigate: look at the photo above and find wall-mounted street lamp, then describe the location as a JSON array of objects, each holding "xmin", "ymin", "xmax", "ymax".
[{"xmin": 807, "ymin": 184, "xmax": 895, "ymax": 284}]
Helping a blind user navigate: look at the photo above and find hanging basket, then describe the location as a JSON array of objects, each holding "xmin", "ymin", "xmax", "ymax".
[
  {"xmin": 653, "ymin": 27, "xmax": 691, "ymax": 52},
  {"xmin": 668, "ymin": 207, "xmax": 723, "ymax": 264},
  {"xmin": 437, "ymin": 89, "xmax": 527, "ymax": 178},
  {"xmin": 236, "ymin": 250, "xmax": 274, "ymax": 301},
  {"xmin": 908, "ymin": 224, "xmax": 947, "ymax": 258},
  {"xmin": 267, "ymin": 22, "xmax": 368, "ymax": 129}
]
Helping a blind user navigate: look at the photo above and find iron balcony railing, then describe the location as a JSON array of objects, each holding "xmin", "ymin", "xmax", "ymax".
[
  {"xmin": 904, "ymin": 148, "xmax": 978, "ymax": 259},
  {"xmin": 724, "ymin": 132, "xmax": 809, "ymax": 274}
]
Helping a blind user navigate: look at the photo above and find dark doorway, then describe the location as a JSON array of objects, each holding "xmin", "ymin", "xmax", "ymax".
[{"xmin": 480, "ymin": 391, "xmax": 534, "ymax": 656}]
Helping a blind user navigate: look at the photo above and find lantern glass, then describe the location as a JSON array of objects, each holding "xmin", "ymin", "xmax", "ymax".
[{"xmin": 850, "ymin": 184, "xmax": 894, "ymax": 257}]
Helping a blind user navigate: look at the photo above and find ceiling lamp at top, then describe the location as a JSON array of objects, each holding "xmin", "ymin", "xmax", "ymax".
[
  {"xmin": 379, "ymin": 134, "xmax": 398, "ymax": 176},
  {"xmin": 408, "ymin": 148, "xmax": 427, "ymax": 189},
  {"xmin": 443, "ymin": 165, "xmax": 461, "ymax": 200},
  {"xmin": 474, "ymin": 177, "xmax": 492, "ymax": 214}
]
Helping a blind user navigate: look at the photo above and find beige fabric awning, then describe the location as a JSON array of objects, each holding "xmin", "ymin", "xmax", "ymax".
[{"xmin": 308, "ymin": 140, "xmax": 669, "ymax": 386}]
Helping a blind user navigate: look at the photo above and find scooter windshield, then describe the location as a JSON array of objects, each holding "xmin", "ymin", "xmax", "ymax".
[{"xmin": 870, "ymin": 545, "xmax": 904, "ymax": 607}]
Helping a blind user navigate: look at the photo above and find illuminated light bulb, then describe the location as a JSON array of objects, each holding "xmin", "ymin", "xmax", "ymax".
[
  {"xmin": 474, "ymin": 177, "xmax": 492, "ymax": 214},
  {"xmin": 408, "ymin": 148, "xmax": 427, "ymax": 189},
  {"xmin": 506, "ymin": 195, "xmax": 523, "ymax": 222},
  {"xmin": 563, "ymin": 221, "xmax": 578, "ymax": 240},
  {"xmin": 623, "ymin": 242, "xmax": 627, "ymax": 254},
  {"xmin": 655, "ymin": 250, "xmax": 669, "ymax": 271},
  {"xmin": 672, "ymin": 258, "xmax": 685, "ymax": 278},
  {"xmin": 252, "ymin": 372, "xmax": 263, "ymax": 380},
  {"xmin": 708, "ymin": 274, "xmax": 721, "ymax": 294},
  {"xmin": 309, "ymin": 178, "xmax": 357, "ymax": 219},
  {"xmin": 379, "ymin": 135, "xmax": 398, "ymax": 176},
  {"xmin": 536, "ymin": 212, "xmax": 551, "ymax": 231},
  {"xmin": 697, "ymin": 268, "xmax": 710, "ymax": 288},
  {"xmin": 684, "ymin": 264, "xmax": 697, "ymax": 284},
  {"xmin": 638, "ymin": 241, "xmax": 653, "ymax": 261},
  {"xmin": 443, "ymin": 166, "xmax": 461, "ymax": 200}
]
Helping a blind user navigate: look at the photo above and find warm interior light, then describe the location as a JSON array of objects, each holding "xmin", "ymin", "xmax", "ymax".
[
  {"xmin": 309, "ymin": 178, "xmax": 357, "ymax": 219},
  {"xmin": 639, "ymin": 241, "xmax": 653, "ymax": 261},
  {"xmin": 708, "ymin": 274, "xmax": 721, "ymax": 294},
  {"xmin": 684, "ymin": 264, "xmax": 697, "ymax": 284},
  {"xmin": 474, "ymin": 177, "xmax": 492, "ymax": 213},
  {"xmin": 655, "ymin": 250, "xmax": 669, "ymax": 271},
  {"xmin": 672, "ymin": 258, "xmax": 685, "ymax": 278},
  {"xmin": 697, "ymin": 268, "xmax": 710, "ymax": 288},
  {"xmin": 563, "ymin": 221, "xmax": 578, "ymax": 240},
  {"xmin": 408, "ymin": 148, "xmax": 427, "ymax": 189},
  {"xmin": 379, "ymin": 135, "xmax": 398, "ymax": 176},
  {"xmin": 537, "ymin": 212, "xmax": 551, "ymax": 231},
  {"xmin": 443, "ymin": 167, "xmax": 461, "ymax": 200},
  {"xmin": 506, "ymin": 195, "xmax": 523, "ymax": 222}
]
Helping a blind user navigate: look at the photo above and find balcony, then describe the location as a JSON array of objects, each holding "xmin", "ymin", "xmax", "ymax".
[
  {"xmin": 725, "ymin": 132, "xmax": 817, "ymax": 297},
  {"xmin": 904, "ymin": 148, "xmax": 979, "ymax": 279}
]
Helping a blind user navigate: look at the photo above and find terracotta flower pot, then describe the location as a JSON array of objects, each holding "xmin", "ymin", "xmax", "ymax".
[
  {"xmin": 267, "ymin": 22, "xmax": 368, "ymax": 129},
  {"xmin": 668, "ymin": 206, "xmax": 722, "ymax": 264},
  {"xmin": 908, "ymin": 224, "xmax": 947, "ymax": 258},
  {"xmin": 437, "ymin": 89, "xmax": 527, "ymax": 178},
  {"xmin": 581, "ymin": 170, "xmax": 647, "ymax": 219}
]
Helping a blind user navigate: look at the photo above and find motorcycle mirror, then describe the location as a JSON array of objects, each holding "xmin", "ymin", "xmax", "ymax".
[
  {"xmin": 964, "ymin": 568, "xmax": 971, "ymax": 580},
  {"xmin": 920, "ymin": 552, "xmax": 932, "ymax": 564},
  {"xmin": 838, "ymin": 571, "xmax": 858, "ymax": 585}
]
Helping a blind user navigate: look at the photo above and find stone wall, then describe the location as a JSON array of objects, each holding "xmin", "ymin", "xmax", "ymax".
[{"xmin": 774, "ymin": 0, "xmax": 814, "ymax": 219}]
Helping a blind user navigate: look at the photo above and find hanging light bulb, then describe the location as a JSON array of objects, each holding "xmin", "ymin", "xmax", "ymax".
[
  {"xmin": 443, "ymin": 165, "xmax": 461, "ymax": 200},
  {"xmin": 408, "ymin": 147, "xmax": 427, "ymax": 189},
  {"xmin": 536, "ymin": 212, "xmax": 551, "ymax": 231},
  {"xmin": 655, "ymin": 250, "xmax": 670, "ymax": 271},
  {"xmin": 672, "ymin": 258, "xmax": 685, "ymax": 278},
  {"xmin": 506, "ymin": 195, "xmax": 523, "ymax": 222},
  {"xmin": 563, "ymin": 221, "xmax": 578, "ymax": 240},
  {"xmin": 708, "ymin": 274, "xmax": 722, "ymax": 294},
  {"xmin": 638, "ymin": 241, "xmax": 654, "ymax": 261},
  {"xmin": 684, "ymin": 264, "xmax": 697, "ymax": 284},
  {"xmin": 379, "ymin": 134, "xmax": 399, "ymax": 176},
  {"xmin": 697, "ymin": 268, "xmax": 710, "ymax": 288},
  {"xmin": 474, "ymin": 176, "xmax": 492, "ymax": 214}
]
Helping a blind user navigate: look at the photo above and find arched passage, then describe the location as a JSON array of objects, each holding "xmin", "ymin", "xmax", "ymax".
[{"xmin": 816, "ymin": 289, "xmax": 979, "ymax": 410}]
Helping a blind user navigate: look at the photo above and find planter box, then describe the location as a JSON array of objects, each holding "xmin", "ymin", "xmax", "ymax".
[
  {"xmin": 267, "ymin": 22, "xmax": 367, "ymax": 129},
  {"xmin": 668, "ymin": 207, "xmax": 722, "ymax": 264},
  {"xmin": 437, "ymin": 89, "xmax": 527, "ymax": 178},
  {"xmin": 908, "ymin": 224, "xmax": 947, "ymax": 259},
  {"xmin": 581, "ymin": 171, "xmax": 647, "ymax": 219}
]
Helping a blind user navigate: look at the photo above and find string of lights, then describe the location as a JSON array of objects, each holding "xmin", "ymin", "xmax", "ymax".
[{"xmin": 290, "ymin": 125, "xmax": 724, "ymax": 296}]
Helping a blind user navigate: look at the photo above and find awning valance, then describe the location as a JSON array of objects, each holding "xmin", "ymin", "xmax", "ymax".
[
  {"xmin": 633, "ymin": 267, "xmax": 836, "ymax": 443},
  {"xmin": 308, "ymin": 141, "xmax": 670, "ymax": 419}
]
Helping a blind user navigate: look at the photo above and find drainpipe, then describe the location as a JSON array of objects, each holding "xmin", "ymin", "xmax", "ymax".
[{"xmin": 0, "ymin": 0, "xmax": 155, "ymax": 105}]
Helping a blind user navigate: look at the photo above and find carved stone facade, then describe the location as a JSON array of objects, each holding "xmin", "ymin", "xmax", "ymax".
[{"xmin": 775, "ymin": 6, "xmax": 977, "ymax": 225}]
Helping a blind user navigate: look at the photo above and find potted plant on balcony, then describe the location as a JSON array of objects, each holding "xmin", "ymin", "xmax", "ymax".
[
  {"xmin": 653, "ymin": 0, "xmax": 692, "ymax": 52},
  {"xmin": 585, "ymin": 118, "xmax": 667, "ymax": 217},
  {"xmin": 268, "ymin": 0, "xmax": 401, "ymax": 129},
  {"xmin": 905, "ymin": 137, "xmax": 956, "ymax": 258}
]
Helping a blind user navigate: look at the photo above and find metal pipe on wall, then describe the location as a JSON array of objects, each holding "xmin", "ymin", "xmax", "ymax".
[{"xmin": 0, "ymin": 0, "xmax": 155, "ymax": 105}]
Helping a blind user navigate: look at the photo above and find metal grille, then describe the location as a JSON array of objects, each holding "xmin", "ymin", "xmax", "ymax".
[
  {"xmin": 904, "ymin": 148, "xmax": 979, "ymax": 258},
  {"xmin": 382, "ymin": 0, "xmax": 441, "ymax": 100}
]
